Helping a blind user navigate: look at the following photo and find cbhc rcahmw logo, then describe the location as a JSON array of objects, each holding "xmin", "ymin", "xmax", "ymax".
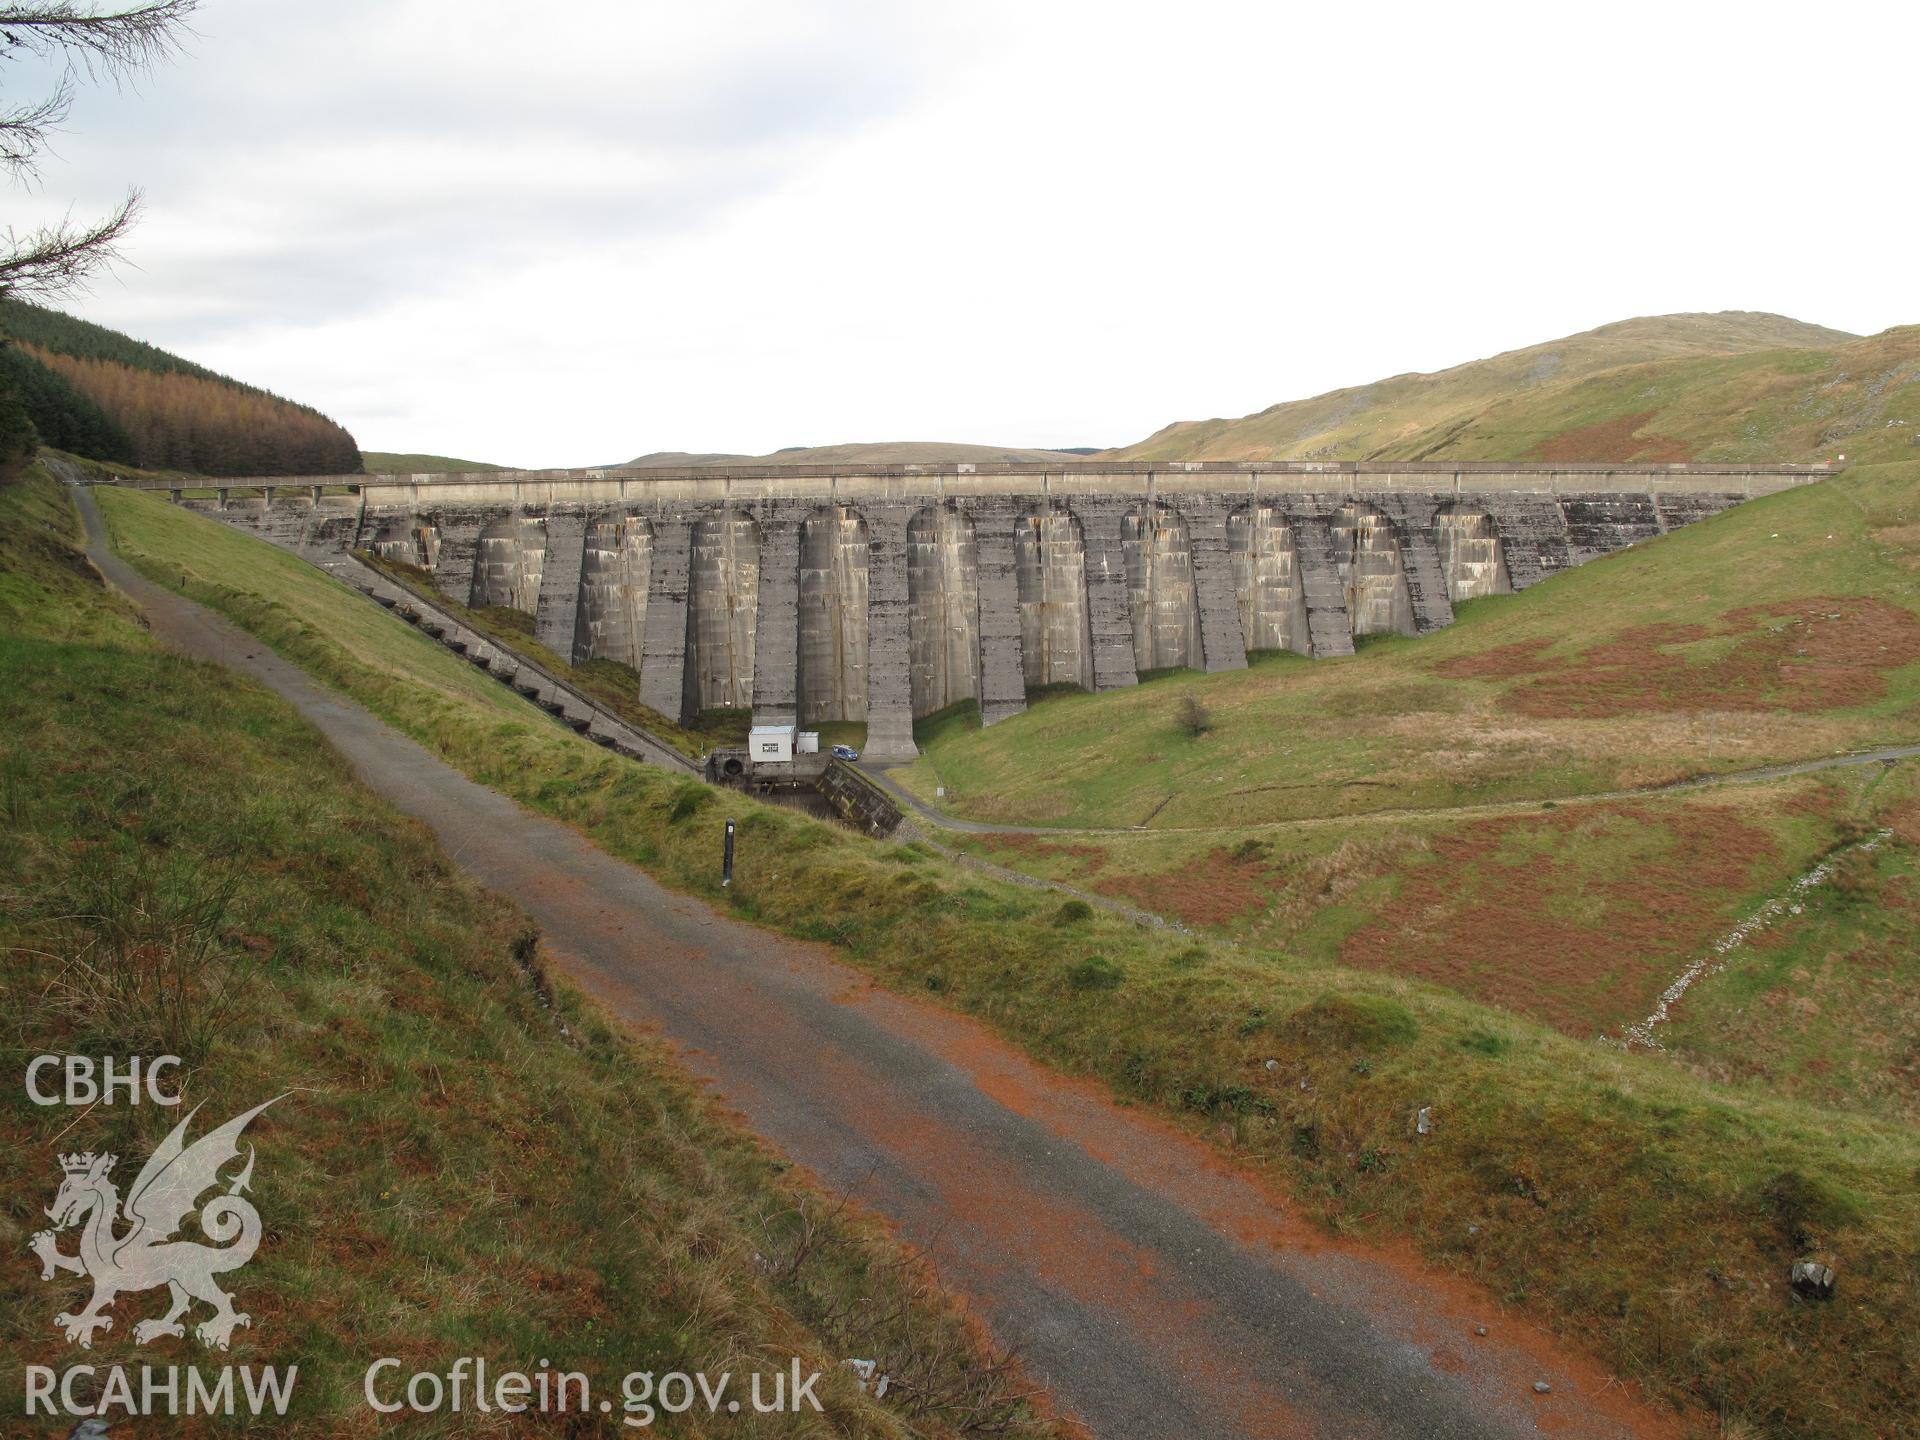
[
  {"xmin": 21, "ymin": 1055, "xmax": 300, "ymax": 1422},
  {"xmin": 27, "ymin": 1053, "xmax": 183, "ymax": 1106}
]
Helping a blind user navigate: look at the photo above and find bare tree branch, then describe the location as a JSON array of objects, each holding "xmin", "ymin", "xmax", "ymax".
[
  {"xmin": 0, "ymin": 80, "xmax": 72, "ymax": 180},
  {"xmin": 0, "ymin": 2, "xmax": 198, "ymax": 77},
  {"xmin": 0, "ymin": 189, "xmax": 137, "ymax": 298},
  {"xmin": 0, "ymin": 4, "xmax": 195, "ymax": 298}
]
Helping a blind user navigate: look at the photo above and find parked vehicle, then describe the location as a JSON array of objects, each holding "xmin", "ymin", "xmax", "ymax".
[{"xmin": 830, "ymin": 744, "xmax": 860, "ymax": 761}]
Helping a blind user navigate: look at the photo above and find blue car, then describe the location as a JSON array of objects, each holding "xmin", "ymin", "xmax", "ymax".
[{"xmin": 831, "ymin": 744, "xmax": 860, "ymax": 761}]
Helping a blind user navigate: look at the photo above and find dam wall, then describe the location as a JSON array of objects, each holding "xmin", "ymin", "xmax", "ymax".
[{"xmin": 152, "ymin": 459, "xmax": 1830, "ymax": 761}]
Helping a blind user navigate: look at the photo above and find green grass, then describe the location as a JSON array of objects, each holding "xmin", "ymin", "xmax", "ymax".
[
  {"xmin": 1406, "ymin": 329, "xmax": 1920, "ymax": 467},
  {"xmin": 92, "ymin": 474, "xmax": 1920, "ymax": 1437},
  {"xmin": 44, "ymin": 445, "xmax": 214, "ymax": 486},
  {"xmin": 896, "ymin": 464, "xmax": 1920, "ymax": 832},
  {"xmin": 1107, "ymin": 310, "xmax": 1908, "ymax": 464},
  {"xmin": 812, "ymin": 720, "xmax": 868, "ymax": 752},
  {"xmin": 629, "ymin": 442, "xmax": 1092, "ymax": 468},
  {"xmin": 2, "ymin": 465, "xmax": 1047, "ymax": 1436},
  {"xmin": 1657, "ymin": 765, "xmax": 1920, "ymax": 1124},
  {"xmin": 949, "ymin": 766, "xmax": 1920, "ymax": 1106},
  {"xmin": 359, "ymin": 451, "xmax": 509, "ymax": 473},
  {"xmin": 357, "ymin": 552, "xmax": 715, "ymax": 759}
]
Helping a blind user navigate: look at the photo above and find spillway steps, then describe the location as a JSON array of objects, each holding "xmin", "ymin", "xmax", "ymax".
[{"xmin": 315, "ymin": 552, "xmax": 698, "ymax": 774}]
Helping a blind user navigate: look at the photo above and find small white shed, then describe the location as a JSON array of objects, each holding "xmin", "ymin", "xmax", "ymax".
[{"xmin": 748, "ymin": 723, "xmax": 795, "ymax": 764}]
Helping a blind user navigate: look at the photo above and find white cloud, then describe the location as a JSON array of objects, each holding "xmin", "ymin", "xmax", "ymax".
[{"xmin": 10, "ymin": 0, "xmax": 1916, "ymax": 464}]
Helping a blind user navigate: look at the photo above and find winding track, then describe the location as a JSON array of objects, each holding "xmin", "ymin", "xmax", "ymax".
[
  {"xmin": 75, "ymin": 483, "xmax": 1684, "ymax": 1440},
  {"xmin": 862, "ymin": 741, "xmax": 1920, "ymax": 838}
]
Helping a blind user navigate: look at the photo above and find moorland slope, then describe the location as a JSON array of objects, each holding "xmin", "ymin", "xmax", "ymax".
[
  {"xmin": 1108, "ymin": 312, "xmax": 1920, "ymax": 465},
  {"xmin": 627, "ymin": 441, "xmax": 1093, "ymax": 467}
]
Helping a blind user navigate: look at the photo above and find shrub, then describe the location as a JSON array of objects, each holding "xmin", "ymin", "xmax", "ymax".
[
  {"xmin": 1459, "ymin": 1028, "xmax": 1511, "ymax": 1058},
  {"xmin": 1287, "ymin": 993, "xmax": 1420, "ymax": 1050},
  {"xmin": 1052, "ymin": 898, "xmax": 1094, "ymax": 925},
  {"xmin": 666, "ymin": 783, "xmax": 712, "ymax": 824},
  {"xmin": 1759, "ymin": 1168, "xmax": 1864, "ymax": 1249},
  {"xmin": 1066, "ymin": 953, "xmax": 1124, "ymax": 992}
]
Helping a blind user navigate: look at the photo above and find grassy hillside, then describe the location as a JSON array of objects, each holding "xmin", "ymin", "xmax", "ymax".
[
  {"xmin": 627, "ymin": 442, "xmax": 1092, "ymax": 468},
  {"xmin": 1107, "ymin": 311, "xmax": 1912, "ymax": 463},
  {"xmin": 0, "ymin": 299, "xmax": 361, "ymax": 476},
  {"xmin": 93, "ymin": 478, "xmax": 1920, "ymax": 1437},
  {"xmin": 360, "ymin": 450, "xmax": 509, "ymax": 474},
  {"xmin": 900, "ymin": 463, "xmax": 1920, "ymax": 1064},
  {"xmin": 947, "ymin": 764, "xmax": 1920, "ymax": 1116},
  {"xmin": 1423, "ymin": 326, "xmax": 1920, "ymax": 466},
  {"xmin": 0, "ymin": 465, "xmax": 1046, "ymax": 1436},
  {"xmin": 360, "ymin": 443, "xmax": 1092, "ymax": 475}
]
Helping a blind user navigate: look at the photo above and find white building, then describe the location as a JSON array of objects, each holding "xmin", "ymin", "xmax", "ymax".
[{"xmin": 748, "ymin": 723, "xmax": 795, "ymax": 764}]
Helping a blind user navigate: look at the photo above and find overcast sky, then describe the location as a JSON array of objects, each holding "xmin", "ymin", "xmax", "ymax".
[{"xmin": 10, "ymin": 0, "xmax": 1915, "ymax": 466}]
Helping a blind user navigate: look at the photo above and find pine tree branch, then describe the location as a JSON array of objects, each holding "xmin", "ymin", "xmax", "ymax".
[
  {"xmin": 0, "ymin": 5, "xmax": 194, "ymax": 292},
  {"xmin": 0, "ymin": 189, "xmax": 138, "ymax": 298},
  {"xmin": 0, "ymin": 2, "xmax": 198, "ymax": 76},
  {"xmin": 0, "ymin": 80, "xmax": 72, "ymax": 180}
]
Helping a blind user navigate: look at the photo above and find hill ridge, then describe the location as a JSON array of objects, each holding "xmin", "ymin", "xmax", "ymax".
[
  {"xmin": 1107, "ymin": 310, "xmax": 1900, "ymax": 466},
  {"xmin": 625, "ymin": 440, "xmax": 1097, "ymax": 468}
]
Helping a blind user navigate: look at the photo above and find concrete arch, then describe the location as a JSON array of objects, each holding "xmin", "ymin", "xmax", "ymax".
[
  {"xmin": 1333, "ymin": 504, "xmax": 1414, "ymax": 638},
  {"xmin": 470, "ymin": 515, "xmax": 546, "ymax": 614},
  {"xmin": 907, "ymin": 503, "xmax": 980, "ymax": 718},
  {"xmin": 797, "ymin": 505, "xmax": 870, "ymax": 724},
  {"xmin": 371, "ymin": 520, "xmax": 434, "ymax": 570},
  {"xmin": 1227, "ymin": 503, "xmax": 1308, "ymax": 656},
  {"xmin": 1015, "ymin": 507, "xmax": 1094, "ymax": 691},
  {"xmin": 1434, "ymin": 507, "xmax": 1513, "ymax": 603},
  {"xmin": 1122, "ymin": 502, "xmax": 1201, "ymax": 673},
  {"xmin": 579, "ymin": 516, "xmax": 654, "ymax": 668},
  {"xmin": 688, "ymin": 510, "xmax": 760, "ymax": 712}
]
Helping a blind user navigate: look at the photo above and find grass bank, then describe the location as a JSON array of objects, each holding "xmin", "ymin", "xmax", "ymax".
[
  {"xmin": 2, "ymin": 465, "xmax": 1051, "ymax": 1436},
  {"xmin": 947, "ymin": 765, "xmax": 1920, "ymax": 1124},
  {"xmin": 96, "ymin": 479, "xmax": 1920, "ymax": 1438},
  {"xmin": 357, "ymin": 550, "xmax": 729, "ymax": 758}
]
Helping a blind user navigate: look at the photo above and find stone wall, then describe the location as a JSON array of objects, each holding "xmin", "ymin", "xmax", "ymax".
[{"xmin": 816, "ymin": 759, "xmax": 907, "ymax": 838}]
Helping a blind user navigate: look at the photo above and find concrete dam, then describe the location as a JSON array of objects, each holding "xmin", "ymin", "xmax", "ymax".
[{"xmin": 154, "ymin": 459, "xmax": 1829, "ymax": 761}]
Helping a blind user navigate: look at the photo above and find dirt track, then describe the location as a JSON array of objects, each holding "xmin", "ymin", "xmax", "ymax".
[
  {"xmin": 863, "ymin": 743, "xmax": 1920, "ymax": 838},
  {"xmin": 76, "ymin": 483, "xmax": 1686, "ymax": 1440}
]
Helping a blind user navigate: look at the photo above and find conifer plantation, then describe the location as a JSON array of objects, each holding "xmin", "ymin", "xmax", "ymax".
[{"xmin": 0, "ymin": 299, "xmax": 360, "ymax": 476}]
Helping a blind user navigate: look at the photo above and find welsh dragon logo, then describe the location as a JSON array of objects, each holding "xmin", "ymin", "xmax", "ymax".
[{"xmin": 30, "ymin": 1097, "xmax": 284, "ymax": 1350}]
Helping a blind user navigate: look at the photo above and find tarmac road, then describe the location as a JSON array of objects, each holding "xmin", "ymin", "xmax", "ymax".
[{"xmin": 75, "ymin": 483, "xmax": 1684, "ymax": 1440}]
